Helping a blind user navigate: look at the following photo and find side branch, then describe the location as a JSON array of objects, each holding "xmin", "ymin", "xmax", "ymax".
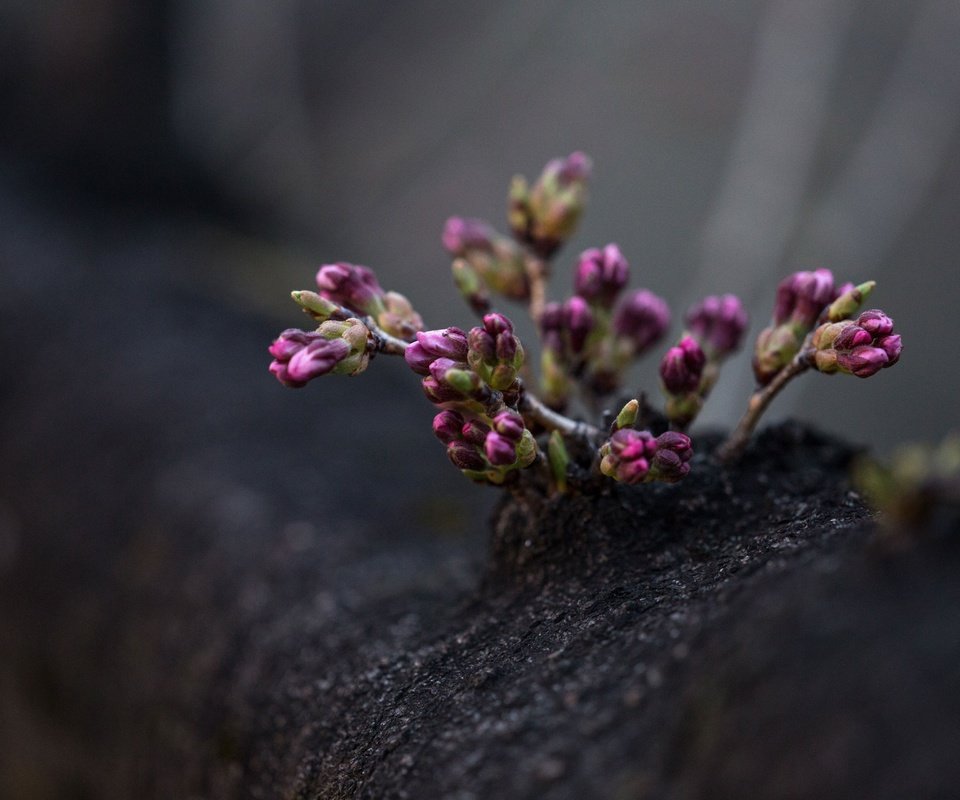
[{"xmin": 717, "ymin": 350, "xmax": 812, "ymax": 463}]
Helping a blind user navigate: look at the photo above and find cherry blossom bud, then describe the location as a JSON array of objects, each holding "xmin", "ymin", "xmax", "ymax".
[
  {"xmin": 432, "ymin": 410, "xmax": 465, "ymax": 444},
  {"xmin": 508, "ymin": 152, "xmax": 592, "ymax": 258},
  {"xmin": 685, "ymin": 294, "xmax": 748, "ymax": 356},
  {"xmin": 316, "ymin": 262, "xmax": 385, "ymax": 317},
  {"xmin": 404, "ymin": 328, "xmax": 469, "ymax": 375},
  {"xmin": 467, "ymin": 313, "xmax": 524, "ymax": 391},
  {"xmin": 574, "ymin": 244, "xmax": 629, "ymax": 305},
  {"xmin": 613, "ymin": 289, "xmax": 671, "ymax": 354},
  {"xmin": 660, "ymin": 336, "xmax": 706, "ymax": 394},
  {"xmin": 443, "ymin": 217, "xmax": 529, "ymax": 300},
  {"xmin": 563, "ymin": 296, "xmax": 594, "ymax": 355}
]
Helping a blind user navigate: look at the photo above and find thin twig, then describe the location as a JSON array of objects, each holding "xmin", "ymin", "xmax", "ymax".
[
  {"xmin": 716, "ymin": 349, "xmax": 812, "ymax": 462},
  {"xmin": 519, "ymin": 387, "xmax": 601, "ymax": 444}
]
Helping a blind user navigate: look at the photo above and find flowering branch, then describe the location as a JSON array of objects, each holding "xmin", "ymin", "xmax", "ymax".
[{"xmin": 268, "ymin": 153, "xmax": 904, "ymax": 498}]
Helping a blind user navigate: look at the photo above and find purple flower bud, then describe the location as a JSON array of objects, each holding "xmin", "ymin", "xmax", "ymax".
[
  {"xmin": 685, "ymin": 294, "xmax": 748, "ymax": 356},
  {"xmin": 649, "ymin": 431, "xmax": 694, "ymax": 483},
  {"xmin": 600, "ymin": 428, "xmax": 693, "ymax": 485},
  {"xmin": 613, "ymin": 289, "xmax": 671, "ymax": 354},
  {"xmin": 447, "ymin": 441, "xmax": 486, "ymax": 471},
  {"xmin": 857, "ymin": 309, "xmax": 894, "ymax": 337},
  {"xmin": 837, "ymin": 346, "xmax": 889, "ymax": 378},
  {"xmin": 442, "ymin": 217, "xmax": 496, "ymax": 255},
  {"xmin": 574, "ymin": 244, "xmax": 629, "ymax": 305},
  {"xmin": 315, "ymin": 262, "xmax": 385, "ymax": 316},
  {"xmin": 432, "ymin": 410, "xmax": 465, "ymax": 444},
  {"xmin": 404, "ymin": 328, "xmax": 469, "ymax": 375},
  {"xmin": 461, "ymin": 419, "xmax": 491, "ymax": 446},
  {"xmin": 811, "ymin": 309, "xmax": 902, "ymax": 377},
  {"xmin": 772, "ymin": 269, "xmax": 836, "ymax": 327},
  {"xmin": 268, "ymin": 329, "xmax": 355, "ymax": 388},
  {"xmin": 492, "ymin": 410, "xmax": 525, "ymax": 442},
  {"xmin": 563, "ymin": 296, "xmax": 595, "ymax": 355},
  {"xmin": 660, "ymin": 336, "xmax": 706, "ymax": 394},
  {"xmin": 541, "ymin": 302, "xmax": 565, "ymax": 334},
  {"xmin": 467, "ymin": 313, "xmax": 524, "ymax": 391},
  {"xmin": 421, "ymin": 376, "xmax": 465, "ymax": 405},
  {"xmin": 484, "ymin": 432, "xmax": 517, "ymax": 467},
  {"xmin": 508, "ymin": 152, "xmax": 592, "ymax": 258},
  {"xmin": 277, "ymin": 338, "xmax": 351, "ymax": 387},
  {"xmin": 878, "ymin": 334, "xmax": 902, "ymax": 365}
]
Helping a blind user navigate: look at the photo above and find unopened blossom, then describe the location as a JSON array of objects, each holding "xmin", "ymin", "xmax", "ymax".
[
  {"xmin": 467, "ymin": 313, "xmax": 524, "ymax": 391},
  {"xmin": 685, "ymin": 294, "xmax": 748, "ymax": 357},
  {"xmin": 574, "ymin": 244, "xmax": 629, "ymax": 306},
  {"xmin": 316, "ymin": 263, "xmax": 385, "ymax": 317},
  {"xmin": 599, "ymin": 429, "xmax": 693, "ymax": 485},
  {"xmin": 432, "ymin": 408, "xmax": 536, "ymax": 483},
  {"xmin": 811, "ymin": 309, "xmax": 902, "ymax": 378},
  {"xmin": 404, "ymin": 327, "xmax": 469, "ymax": 375},
  {"xmin": 508, "ymin": 151, "xmax": 592, "ymax": 258},
  {"xmin": 268, "ymin": 318, "xmax": 370, "ymax": 387},
  {"xmin": 660, "ymin": 336, "xmax": 706, "ymax": 394},
  {"xmin": 442, "ymin": 217, "xmax": 530, "ymax": 300},
  {"xmin": 563, "ymin": 296, "xmax": 595, "ymax": 355},
  {"xmin": 613, "ymin": 289, "xmax": 671, "ymax": 354}
]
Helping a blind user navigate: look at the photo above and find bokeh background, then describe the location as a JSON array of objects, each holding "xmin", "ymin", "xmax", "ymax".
[{"xmin": 2, "ymin": 1, "xmax": 960, "ymax": 796}]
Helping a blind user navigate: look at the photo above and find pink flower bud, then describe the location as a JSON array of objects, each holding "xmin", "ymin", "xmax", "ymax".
[
  {"xmin": 442, "ymin": 217, "xmax": 496, "ymax": 255},
  {"xmin": 461, "ymin": 419, "xmax": 491, "ymax": 446},
  {"xmin": 432, "ymin": 410, "xmax": 465, "ymax": 444},
  {"xmin": 447, "ymin": 441, "xmax": 486, "ymax": 471},
  {"xmin": 315, "ymin": 262, "xmax": 385, "ymax": 316},
  {"xmin": 837, "ymin": 346, "xmax": 889, "ymax": 378},
  {"xmin": 404, "ymin": 328, "xmax": 469, "ymax": 375},
  {"xmin": 574, "ymin": 244, "xmax": 629, "ymax": 305},
  {"xmin": 685, "ymin": 294, "xmax": 748, "ymax": 356},
  {"xmin": 660, "ymin": 336, "xmax": 706, "ymax": 394},
  {"xmin": 563, "ymin": 296, "xmax": 594, "ymax": 355},
  {"xmin": 878, "ymin": 334, "xmax": 902, "ymax": 365},
  {"xmin": 484, "ymin": 432, "xmax": 517, "ymax": 466},
  {"xmin": 493, "ymin": 410, "xmax": 525, "ymax": 442},
  {"xmin": 857, "ymin": 309, "xmax": 894, "ymax": 337},
  {"xmin": 613, "ymin": 289, "xmax": 671, "ymax": 354}
]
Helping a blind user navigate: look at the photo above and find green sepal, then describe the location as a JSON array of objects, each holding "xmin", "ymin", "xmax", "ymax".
[
  {"xmin": 827, "ymin": 281, "xmax": 876, "ymax": 322},
  {"xmin": 614, "ymin": 399, "xmax": 640, "ymax": 431},
  {"xmin": 547, "ymin": 430, "xmax": 570, "ymax": 493}
]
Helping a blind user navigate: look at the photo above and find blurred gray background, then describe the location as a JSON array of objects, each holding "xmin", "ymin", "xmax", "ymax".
[{"xmin": 3, "ymin": 0, "xmax": 959, "ymax": 446}]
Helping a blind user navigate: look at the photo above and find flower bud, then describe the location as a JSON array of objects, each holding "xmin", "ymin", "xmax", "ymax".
[
  {"xmin": 432, "ymin": 410, "xmax": 465, "ymax": 444},
  {"xmin": 461, "ymin": 418, "xmax": 491, "ymax": 446},
  {"xmin": 492, "ymin": 409, "xmax": 525, "ymax": 442},
  {"xmin": 451, "ymin": 259, "xmax": 491, "ymax": 315},
  {"xmin": 660, "ymin": 336, "xmax": 706, "ymax": 394},
  {"xmin": 574, "ymin": 244, "xmax": 629, "ymax": 305},
  {"xmin": 563, "ymin": 296, "xmax": 595, "ymax": 355},
  {"xmin": 268, "ymin": 329, "xmax": 352, "ymax": 388},
  {"xmin": 685, "ymin": 294, "xmax": 748, "ymax": 357},
  {"xmin": 613, "ymin": 289, "xmax": 671, "ymax": 355},
  {"xmin": 467, "ymin": 313, "xmax": 524, "ymax": 391},
  {"xmin": 316, "ymin": 262, "xmax": 386, "ymax": 317},
  {"xmin": 447, "ymin": 441, "xmax": 486, "ymax": 471},
  {"xmin": 404, "ymin": 327, "xmax": 469, "ymax": 375},
  {"xmin": 772, "ymin": 269, "xmax": 836, "ymax": 327},
  {"xmin": 811, "ymin": 309, "xmax": 902, "ymax": 378},
  {"xmin": 485, "ymin": 432, "xmax": 518, "ymax": 466},
  {"xmin": 378, "ymin": 291, "xmax": 423, "ymax": 340},
  {"xmin": 508, "ymin": 152, "xmax": 592, "ymax": 258},
  {"xmin": 648, "ymin": 431, "xmax": 694, "ymax": 483},
  {"xmin": 443, "ymin": 217, "xmax": 529, "ymax": 300}
]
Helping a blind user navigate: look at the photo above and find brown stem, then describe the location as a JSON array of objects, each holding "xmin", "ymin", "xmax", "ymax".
[
  {"xmin": 716, "ymin": 351, "xmax": 812, "ymax": 463},
  {"xmin": 519, "ymin": 387, "xmax": 602, "ymax": 444}
]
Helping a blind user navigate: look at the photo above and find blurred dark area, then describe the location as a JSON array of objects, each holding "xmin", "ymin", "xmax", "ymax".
[{"xmin": 1, "ymin": 1, "xmax": 959, "ymax": 797}]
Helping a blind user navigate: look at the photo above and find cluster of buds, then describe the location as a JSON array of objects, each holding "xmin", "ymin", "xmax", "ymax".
[
  {"xmin": 753, "ymin": 269, "xmax": 838, "ymax": 385},
  {"xmin": 268, "ymin": 318, "xmax": 370, "ymax": 387},
  {"xmin": 810, "ymin": 310, "xmax": 902, "ymax": 377},
  {"xmin": 509, "ymin": 152, "xmax": 592, "ymax": 259},
  {"xmin": 270, "ymin": 150, "xmax": 906, "ymax": 498},
  {"xmin": 660, "ymin": 295, "xmax": 748, "ymax": 429},
  {"xmin": 599, "ymin": 428, "xmax": 693, "ymax": 485},
  {"xmin": 443, "ymin": 217, "xmax": 529, "ymax": 306},
  {"xmin": 315, "ymin": 262, "xmax": 423, "ymax": 341},
  {"xmin": 433, "ymin": 408, "xmax": 537, "ymax": 485},
  {"xmin": 539, "ymin": 244, "xmax": 671, "ymax": 406},
  {"xmin": 406, "ymin": 314, "xmax": 537, "ymax": 484}
]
